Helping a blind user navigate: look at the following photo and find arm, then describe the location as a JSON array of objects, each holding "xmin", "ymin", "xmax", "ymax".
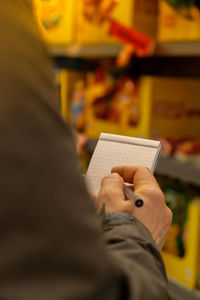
[
  {"xmin": 97, "ymin": 168, "xmax": 172, "ymax": 299},
  {"xmin": 104, "ymin": 213, "xmax": 168, "ymax": 299},
  {"xmin": 0, "ymin": 2, "xmax": 121, "ymax": 299}
]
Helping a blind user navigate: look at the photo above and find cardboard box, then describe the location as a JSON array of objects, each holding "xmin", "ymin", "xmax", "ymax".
[
  {"xmin": 34, "ymin": 0, "xmax": 158, "ymax": 46},
  {"xmin": 83, "ymin": 76, "xmax": 200, "ymax": 140},
  {"xmin": 76, "ymin": 0, "xmax": 158, "ymax": 45},
  {"xmin": 55, "ymin": 70, "xmax": 83, "ymax": 120},
  {"xmin": 162, "ymin": 200, "xmax": 200, "ymax": 288},
  {"xmin": 34, "ymin": 0, "xmax": 75, "ymax": 45},
  {"xmin": 151, "ymin": 77, "xmax": 200, "ymax": 140},
  {"xmin": 84, "ymin": 76, "xmax": 153, "ymax": 139},
  {"xmin": 158, "ymin": 0, "xmax": 200, "ymax": 41}
]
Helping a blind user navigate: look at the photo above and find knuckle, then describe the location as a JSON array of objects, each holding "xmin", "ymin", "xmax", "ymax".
[
  {"xmin": 164, "ymin": 207, "xmax": 173, "ymax": 227},
  {"xmin": 139, "ymin": 166, "xmax": 151, "ymax": 174},
  {"xmin": 101, "ymin": 173, "xmax": 120, "ymax": 184},
  {"xmin": 167, "ymin": 207, "xmax": 173, "ymax": 223},
  {"xmin": 111, "ymin": 172, "xmax": 121, "ymax": 179}
]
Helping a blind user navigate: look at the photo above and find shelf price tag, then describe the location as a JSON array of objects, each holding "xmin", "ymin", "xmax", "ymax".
[{"xmin": 108, "ymin": 18, "xmax": 155, "ymax": 57}]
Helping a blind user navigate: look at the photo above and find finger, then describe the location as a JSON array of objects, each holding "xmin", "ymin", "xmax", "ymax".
[
  {"xmin": 99, "ymin": 173, "xmax": 125, "ymax": 200},
  {"xmin": 112, "ymin": 166, "xmax": 159, "ymax": 189}
]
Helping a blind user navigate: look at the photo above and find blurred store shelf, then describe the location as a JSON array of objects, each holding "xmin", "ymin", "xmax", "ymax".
[
  {"xmin": 157, "ymin": 156, "xmax": 200, "ymax": 186},
  {"xmin": 53, "ymin": 55, "xmax": 97, "ymax": 71},
  {"xmin": 155, "ymin": 42, "xmax": 200, "ymax": 56},
  {"xmin": 50, "ymin": 42, "xmax": 200, "ymax": 58},
  {"xmin": 51, "ymin": 43, "xmax": 200, "ymax": 77},
  {"xmin": 168, "ymin": 278, "xmax": 200, "ymax": 300},
  {"xmin": 49, "ymin": 44, "xmax": 123, "ymax": 58}
]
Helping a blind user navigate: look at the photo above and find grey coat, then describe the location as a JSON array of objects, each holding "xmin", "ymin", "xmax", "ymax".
[{"xmin": 0, "ymin": 1, "xmax": 168, "ymax": 299}]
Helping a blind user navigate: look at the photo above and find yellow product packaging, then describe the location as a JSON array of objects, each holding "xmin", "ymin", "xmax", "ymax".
[
  {"xmin": 158, "ymin": 0, "xmax": 200, "ymax": 41},
  {"xmin": 84, "ymin": 76, "xmax": 200, "ymax": 140},
  {"xmin": 151, "ymin": 77, "xmax": 200, "ymax": 140},
  {"xmin": 34, "ymin": 0, "xmax": 75, "ymax": 45},
  {"xmin": 162, "ymin": 199, "xmax": 200, "ymax": 288},
  {"xmin": 76, "ymin": 0, "xmax": 158, "ymax": 45},
  {"xmin": 55, "ymin": 70, "xmax": 84, "ymax": 120},
  {"xmin": 84, "ymin": 76, "xmax": 153, "ymax": 139}
]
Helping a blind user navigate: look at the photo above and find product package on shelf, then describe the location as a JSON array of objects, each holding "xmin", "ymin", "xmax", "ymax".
[
  {"xmin": 69, "ymin": 74, "xmax": 200, "ymax": 145},
  {"xmin": 34, "ymin": 0, "xmax": 76, "ymax": 45},
  {"xmin": 55, "ymin": 69, "xmax": 92, "ymax": 171},
  {"xmin": 151, "ymin": 77, "xmax": 200, "ymax": 167},
  {"xmin": 158, "ymin": 176, "xmax": 200, "ymax": 289},
  {"xmin": 63, "ymin": 73, "xmax": 200, "ymax": 166},
  {"xmin": 76, "ymin": 0, "xmax": 158, "ymax": 45},
  {"xmin": 69, "ymin": 71, "xmax": 153, "ymax": 139},
  {"xmin": 165, "ymin": 195, "xmax": 200, "ymax": 289},
  {"xmin": 158, "ymin": 0, "xmax": 200, "ymax": 41},
  {"xmin": 55, "ymin": 69, "xmax": 84, "ymax": 121},
  {"xmin": 33, "ymin": 0, "xmax": 158, "ymax": 46}
]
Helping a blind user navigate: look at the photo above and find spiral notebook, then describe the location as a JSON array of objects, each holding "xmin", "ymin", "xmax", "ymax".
[{"xmin": 86, "ymin": 133, "xmax": 161, "ymax": 196}]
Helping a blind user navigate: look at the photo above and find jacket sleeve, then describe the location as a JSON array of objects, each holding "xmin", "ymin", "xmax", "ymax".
[
  {"xmin": 103, "ymin": 213, "xmax": 169, "ymax": 299},
  {"xmin": 0, "ymin": 1, "xmax": 168, "ymax": 299}
]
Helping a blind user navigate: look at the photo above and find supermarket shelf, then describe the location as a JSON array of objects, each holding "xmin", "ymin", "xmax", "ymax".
[
  {"xmin": 51, "ymin": 43, "xmax": 200, "ymax": 77},
  {"xmin": 122, "ymin": 56, "xmax": 200, "ymax": 78},
  {"xmin": 54, "ymin": 55, "xmax": 200, "ymax": 77},
  {"xmin": 156, "ymin": 156, "xmax": 200, "ymax": 186},
  {"xmin": 53, "ymin": 56, "xmax": 98, "ymax": 71},
  {"xmin": 49, "ymin": 44, "xmax": 123, "ymax": 58},
  {"xmin": 155, "ymin": 41, "xmax": 200, "ymax": 56},
  {"xmin": 51, "ymin": 45, "xmax": 121, "ymax": 71},
  {"xmin": 50, "ymin": 42, "xmax": 200, "ymax": 58},
  {"xmin": 168, "ymin": 278, "xmax": 200, "ymax": 300}
]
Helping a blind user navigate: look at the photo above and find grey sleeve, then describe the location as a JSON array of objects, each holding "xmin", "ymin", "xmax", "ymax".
[
  {"xmin": 103, "ymin": 213, "xmax": 169, "ymax": 300},
  {"xmin": 0, "ymin": 1, "xmax": 168, "ymax": 300},
  {"xmin": 0, "ymin": 1, "xmax": 121, "ymax": 299}
]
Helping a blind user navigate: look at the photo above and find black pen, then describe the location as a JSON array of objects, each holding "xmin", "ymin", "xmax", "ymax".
[{"xmin": 123, "ymin": 185, "xmax": 144, "ymax": 208}]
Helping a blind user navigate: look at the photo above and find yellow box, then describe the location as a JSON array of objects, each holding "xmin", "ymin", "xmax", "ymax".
[
  {"xmin": 83, "ymin": 76, "xmax": 200, "ymax": 140},
  {"xmin": 34, "ymin": 0, "xmax": 76, "ymax": 45},
  {"xmin": 55, "ymin": 70, "xmax": 84, "ymax": 120},
  {"xmin": 76, "ymin": 0, "xmax": 158, "ymax": 45},
  {"xmin": 162, "ymin": 199, "xmax": 200, "ymax": 288},
  {"xmin": 151, "ymin": 77, "xmax": 200, "ymax": 140},
  {"xmin": 84, "ymin": 77, "xmax": 153, "ymax": 139},
  {"xmin": 34, "ymin": 0, "xmax": 158, "ymax": 46},
  {"xmin": 158, "ymin": 0, "xmax": 200, "ymax": 42}
]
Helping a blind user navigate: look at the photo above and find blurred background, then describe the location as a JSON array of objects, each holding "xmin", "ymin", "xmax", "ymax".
[{"xmin": 32, "ymin": 1, "xmax": 200, "ymax": 299}]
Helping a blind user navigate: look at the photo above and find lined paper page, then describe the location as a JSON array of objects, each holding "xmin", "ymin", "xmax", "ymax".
[{"xmin": 86, "ymin": 133, "xmax": 161, "ymax": 196}]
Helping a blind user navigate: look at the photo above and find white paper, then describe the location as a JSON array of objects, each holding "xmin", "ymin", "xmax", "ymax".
[{"xmin": 86, "ymin": 133, "xmax": 161, "ymax": 196}]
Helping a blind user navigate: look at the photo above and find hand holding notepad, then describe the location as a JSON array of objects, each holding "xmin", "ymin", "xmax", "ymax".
[
  {"xmin": 86, "ymin": 133, "xmax": 161, "ymax": 206},
  {"xmin": 85, "ymin": 133, "xmax": 173, "ymax": 250}
]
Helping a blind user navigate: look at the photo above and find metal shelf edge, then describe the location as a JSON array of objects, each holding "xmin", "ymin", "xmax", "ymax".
[
  {"xmin": 49, "ymin": 44, "xmax": 123, "ymax": 58},
  {"xmin": 156, "ymin": 156, "xmax": 200, "ymax": 186}
]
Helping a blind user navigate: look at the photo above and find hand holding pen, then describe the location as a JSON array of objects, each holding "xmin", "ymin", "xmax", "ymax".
[
  {"xmin": 123, "ymin": 184, "xmax": 144, "ymax": 208},
  {"xmin": 96, "ymin": 166, "xmax": 172, "ymax": 250}
]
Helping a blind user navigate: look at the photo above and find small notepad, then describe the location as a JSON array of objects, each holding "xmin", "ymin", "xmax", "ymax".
[{"xmin": 86, "ymin": 133, "xmax": 161, "ymax": 196}]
